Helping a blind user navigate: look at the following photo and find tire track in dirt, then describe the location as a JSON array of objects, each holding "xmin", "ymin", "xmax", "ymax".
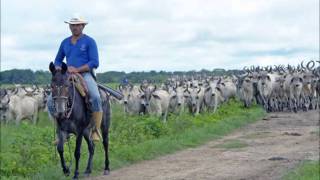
[{"xmin": 92, "ymin": 110, "xmax": 319, "ymax": 180}]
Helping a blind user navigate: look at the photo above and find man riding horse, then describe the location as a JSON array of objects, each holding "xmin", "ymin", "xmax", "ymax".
[{"xmin": 48, "ymin": 15, "xmax": 102, "ymax": 142}]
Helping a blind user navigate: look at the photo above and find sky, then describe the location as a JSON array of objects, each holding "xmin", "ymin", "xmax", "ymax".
[{"xmin": 1, "ymin": 0, "xmax": 319, "ymax": 73}]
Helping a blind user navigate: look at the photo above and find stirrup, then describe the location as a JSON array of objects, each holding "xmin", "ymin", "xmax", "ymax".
[{"xmin": 91, "ymin": 129, "xmax": 102, "ymax": 141}]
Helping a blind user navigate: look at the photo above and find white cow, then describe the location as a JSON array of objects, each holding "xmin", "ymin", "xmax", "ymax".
[
  {"xmin": 184, "ymin": 87, "xmax": 205, "ymax": 116},
  {"xmin": 140, "ymin": 85, "xmax": 170, "ymax": 121},
  {"xmin": 204, "ymin": 82, "xmax": 224, "ymax": 113},
  {"xmin": 169, "ymin": 86, "xmax": 187, "ymax": 114},
  {"xmin": 121, "ymin": 85, "xmax": 144, "ymax": 115},
  {"xmin": 217, "ymin": 77, "xmax": 237, "ymax": 102},
  {"xmin": 7, "ymin": 94, "xmax": 39, "ymax": 125}
]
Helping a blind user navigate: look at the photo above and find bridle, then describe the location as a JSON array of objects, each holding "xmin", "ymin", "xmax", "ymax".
[{"xmin": 52, "ymin": 75, "xmax": 76, "ymax": 119}]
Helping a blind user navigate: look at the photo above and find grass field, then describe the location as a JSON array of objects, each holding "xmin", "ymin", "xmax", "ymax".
[
  {"xmin": 282, "ymin": 160, "xmax": 319, "ymax": 180},
  {"xmin": 0, "ymin": 99, "xmax": 266, "ymax": 179}
]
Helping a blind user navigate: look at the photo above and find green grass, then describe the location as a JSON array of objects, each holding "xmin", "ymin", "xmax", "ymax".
[
  {"xmin": 103, "ymin": 83, "xmax": 119, "ymax": 90},
  {"xmin": 282, "ymin": 160, "xmax": 319, "ymax": 180},
  {"xmin": 241, "ymin": 132, "xmax": 272, "ymax": 139},
  {"xmin": 214, "ymin": 139, "xmax": 248, "ymax": 149},
  {"xmin": 1, "ymin": 99, "xmax": 265, "ymax": 179},
  {"xmin": 310, "ymin": 130, "xmax": 320, "ymax": 136}
]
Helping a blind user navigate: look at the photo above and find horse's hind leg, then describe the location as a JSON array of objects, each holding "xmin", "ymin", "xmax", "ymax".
[
  {"xmin": 101, "ymin": 94, "xmax": 111, "ymax": 175},
  {"xmin": 102, "ymin": 127, "xmax": 110, "ymax": 175},
  {"xmin": 73, "ymin": 134, "xmax": 83, "ymax": 180},
  {"xmin": 83, "ymin": 129, "xmax": 95, "ymax": 176}
]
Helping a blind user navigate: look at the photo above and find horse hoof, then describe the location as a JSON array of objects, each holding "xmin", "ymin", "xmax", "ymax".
[
  {"xmin": 63, "ymin": 168, "xmax": 70, "ymax": 176},
  {"xmin": 73, "ymin": 171, "xmax": 80, "ymax": 179},
  {"xmin": 84, "ymin": 172, "xmax": 91, "ymax": 177},
  {"xmin": 103, "ymin": 170, "xmax": 110, "ymax": 175}
]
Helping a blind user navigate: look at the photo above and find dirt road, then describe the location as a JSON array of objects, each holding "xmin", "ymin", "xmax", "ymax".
[{"xmin": 93, "ymin": 110, "xmax": 319, "ymax": 180}]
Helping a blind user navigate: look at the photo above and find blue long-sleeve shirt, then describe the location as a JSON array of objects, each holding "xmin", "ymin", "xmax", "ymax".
[{"xmin": 54, "ymin": 34, "xmax": 99, "ymax": 70}]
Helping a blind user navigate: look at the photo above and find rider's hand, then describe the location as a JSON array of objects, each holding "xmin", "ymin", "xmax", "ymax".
[{"xmin": 68, "ymin": 66, "xmax": 79, "ymax": 73}]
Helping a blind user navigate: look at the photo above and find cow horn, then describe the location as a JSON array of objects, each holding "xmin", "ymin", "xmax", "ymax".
[
  {"xmin": 256, "ymin": 66, "xmax": 260, "ymax": 72},
  {"xmin": 118, "ymin": 84, "xmax": 123, "ymax": 91},
  {"xmin": 184, "ymin": 87, "xmax": 189, "ymax": 93},
  {"xmin": 243, "ymin": 66, "xmax": 251, "ymax": 73},
  {"xmin": 292, "ymin": 66, "xmax": 297, "ymax": 73},
  {"xmin": 306, "ymin": 60, "xmax": 315, "ymax": 71},
  {"xmin": 217, "ymin": 78, "xmax": 222, "ymax": 84},
  {"xmin": 297, "ymin": 63, "xmax": 302, "ymax": 72},
  {"xmin": 250, "ymin": 65, "xmax": 255, "ymax": 72},
  {"xmin": 173, "ymin": 83, "xmax": 177, "ymax": 91},
  {"xmin": 129, "ymin": 83, "xmax": 133, "ymax": 90},
  {"xmin": 3, "ymin": 94, "xmax": 10, "ymax": 105},
  {"xmin": 2, "ymin": 89, "xmax": 7, "ymax": 97},
  {"xmin": 300, "ymin": 60, "xmax": 306, "ymax": 70},
  {"xmin": 140, "ymin": 84, "xmax": 145, "ymax": 92},
  {"xmin": 12, "ymin": 87, "xmax": 18, "ymax": 95},
  {"xmin": 197, "ymin": 87, "xmax": 201, "ymax": 93},
  {"xmin": 280, "ymin": 65, "xmax": 286, "ymax": 73},
  {"xmin": 22, "ymin": 86, "xmax": 35, "ymax": 94},
  {"xmin": 288, "ymin": 65, "xmax": 294, "ymax": 74}
]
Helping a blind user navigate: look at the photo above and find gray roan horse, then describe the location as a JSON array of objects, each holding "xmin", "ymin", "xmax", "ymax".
[{"xmin": 49, "ymin": 62, "xmax": 110, "ymax": 179}]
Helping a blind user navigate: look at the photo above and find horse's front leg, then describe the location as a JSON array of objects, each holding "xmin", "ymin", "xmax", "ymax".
[
  {"xmin": 83, "ymin": 129, "xmax": 95, "ymax": 176},
  {"xmin": 73, "ymin": 133, "xmax": 83, "ymax": 179},
  {"xmin": 57, "ymin": 132, "xmax": 70, "ymax": 176}
]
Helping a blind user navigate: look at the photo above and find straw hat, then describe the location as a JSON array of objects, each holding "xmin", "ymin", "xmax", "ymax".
[{"xmin": 64, "ymin": 15, "xmax": 88, "ymax": 25}]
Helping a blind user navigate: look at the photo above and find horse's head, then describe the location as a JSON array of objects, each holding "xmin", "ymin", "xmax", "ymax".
[{"xmin": 49, "ymin": 62, "xmax": 71, "ymax": 119}]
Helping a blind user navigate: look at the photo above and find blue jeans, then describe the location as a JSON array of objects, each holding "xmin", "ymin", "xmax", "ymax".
[{"xmin": 47, "ymin": 72, "xmax": 102, "ymax": 116}]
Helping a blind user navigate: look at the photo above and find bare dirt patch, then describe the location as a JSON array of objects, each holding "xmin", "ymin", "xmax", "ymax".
[{"xmin": 92, "ymin": 110, "xmax": 319, "ymax": 180}]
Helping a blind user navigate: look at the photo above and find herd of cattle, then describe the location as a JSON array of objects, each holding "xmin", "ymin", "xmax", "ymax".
[
  {"xmin": 1, "ymin": 60, "xmax": 319, "ymax": 124},
  {"xmin": 119, "ymin": 60, "xmax": 320, "ymax": 121},
  {"xmin": 0, "ymin": 85, "xmax": 50, "ymax": 124}
]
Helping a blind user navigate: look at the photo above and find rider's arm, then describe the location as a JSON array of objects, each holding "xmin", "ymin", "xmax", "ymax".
[
  {"xmin": 86, "ymin": 38, "xmax": 99, "ymax": 70},
  {"xmin": 54, "ymin": 40, "xmax": 66, "ymax": 68},
  {"xmin": 68, "ymin": 64, "xmax": 90, "ymax": 73}
]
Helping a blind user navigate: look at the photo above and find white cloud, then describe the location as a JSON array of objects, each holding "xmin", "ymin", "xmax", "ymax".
[
  {"xmin": 1, "ymin": 0, "xmax": 319, "ymax": 72},
  {"xmin": 1, "ymin": 35, "xmax": 18, "ymax": 48}
]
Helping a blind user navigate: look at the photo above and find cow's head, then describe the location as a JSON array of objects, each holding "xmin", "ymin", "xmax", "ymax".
[
  {"xmin": 290, "ymin": 76, "xmax": 303, "ymax": 88},
  {"xmin": 258, "ymin": 73, "xmax": 271, "ymax": 86},
  {"xmin": 275, "ymin": 76, "xmax": 286, "ymax": 88},
  {"xmin": 188, "ymin": 87, "xmax": 201, "ymax": 107},
  {"xmin": 302, "ymin": 72, "xmax": 314, "ymax": 89},
  {"xmin": 0, "ymin": 91, "xmax": 10, "ymax": 121},
  {"xmin": 139, "ymin": 85, "xmax": 157, "ymax": 107},
  {"xmin": 121, "ymin": 84, "xmax": 134, "ymax": 105},
  {"xmin": 174, "ymin": 87, "xmax": 186, "ymax": 107}
]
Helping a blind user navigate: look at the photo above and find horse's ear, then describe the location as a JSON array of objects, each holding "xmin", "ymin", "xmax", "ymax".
[
  {"xmin": 61, "ymin": 62, "xmax": 68, "ymax": 74},
  {"xmin": 49, "ymin": 62, "xmax": 56, "ymax": 74}
]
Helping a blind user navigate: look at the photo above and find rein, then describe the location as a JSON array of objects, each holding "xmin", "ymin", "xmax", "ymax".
[
  {"xmin": 51, "ymin": 74, "xmax": 77, "ymax": 171},
  {"xmin": 51, "ymin": 73, "xmax": 78, "ymax": 119},
  {"xmin": 66, "ymin": 75, "xmax": 76, "ymax": 119}
]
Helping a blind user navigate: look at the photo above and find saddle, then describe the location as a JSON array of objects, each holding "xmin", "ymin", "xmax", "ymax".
[
  {"xmin": 69, "ymin": 73, "xmax": 88, "ymax": 97},
  {"xmin": 68, "ymin": 73, "xmax": 108, "ymax": 110},
  {"xmin": 70, "ymin": 72, "xmax": 122, "ymax": 102},
  {"xmin": 68, "ymin": 73, "xmax": 94, "ymax": 114}
]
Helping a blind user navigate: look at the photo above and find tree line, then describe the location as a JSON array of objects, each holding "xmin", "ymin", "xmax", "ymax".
[{"xmin": 0, "ymin": 68, "xmax": 243, "ymax": 84}]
